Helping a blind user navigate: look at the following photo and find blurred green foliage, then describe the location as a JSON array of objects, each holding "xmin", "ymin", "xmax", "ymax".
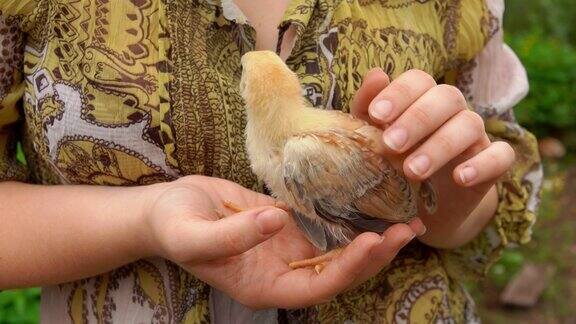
[
  {"xmin": 488, "ymin": 250, "xmax": 525, "ymax": 288},
  {"xmin": 16, "ymin": 143, "xmax": 25, "ymax": 165},
  {"xmin": 507, "ymin": 30, "xmax": 576, "ymax": 140},
  {"xmin": 0, "ymin": 288, "xmax": 40, "ymax": 323},
  {"xmin": 504, "ymin": 0, "xmax": 576, "ymax": 144},
  {"xmin": 505, "ymin": 0, "xmax": 576, "ymax": 46}
]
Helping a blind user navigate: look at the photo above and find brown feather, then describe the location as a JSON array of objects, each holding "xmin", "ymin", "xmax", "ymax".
[{"xmin": 281, "ymin": 128, "xmax": 418, "ymax": 246}]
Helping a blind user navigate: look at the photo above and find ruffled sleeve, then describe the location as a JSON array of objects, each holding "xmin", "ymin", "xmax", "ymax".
[
  {"xmin": 0, "ymin": 1, "xmax": 46, "ymax": 181},
  {"xmin": 440, "ymin": 0, "xmax": 543, "ymax": 280}
]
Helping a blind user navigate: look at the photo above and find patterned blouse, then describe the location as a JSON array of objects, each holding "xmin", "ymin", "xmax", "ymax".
[{"xmin": 0, "ymin": 0, "xmax": 542, "ymax": 323}]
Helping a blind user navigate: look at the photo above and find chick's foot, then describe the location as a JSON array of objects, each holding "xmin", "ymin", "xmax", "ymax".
[{"xmin": 289, "ymin": 248, "xmax": 343, "ymax": 274}]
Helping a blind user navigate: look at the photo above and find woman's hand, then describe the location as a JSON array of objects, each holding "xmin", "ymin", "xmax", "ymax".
[
  {"xmin": 351, "ymin": 68, "xmax": 515, "ymax": 249},
  {"xmin": 142, "ymin": 175, "xmax": 421, "ymax": 309}
]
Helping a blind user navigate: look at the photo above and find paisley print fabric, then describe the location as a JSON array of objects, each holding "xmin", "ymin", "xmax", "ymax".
[{"xmin": 0, "ymin": 0, "xmax": 541, "ymax": 322}]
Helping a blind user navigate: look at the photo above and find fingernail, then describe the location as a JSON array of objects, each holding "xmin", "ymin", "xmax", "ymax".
[
  {"xmin": 408, "ymin": 155, "xmax": 431, "ymax": 176},
  {"xmin": 369, "ymin": 100, "xmax": 392, "ymax": 121},
  {"xmin": 255, "ymin": 209, "xmax": 287, "ymax": 235},
  {"xmin": 418, "ymin": 226, "xmax": 427, "ymax": 236},
  {"xmin": 383, "ymin": 128, "xmax": 407, "ymax": 151},
  {"xmin": 460, "ymin": 166, "xmax": 478, "ymax": 184},
  {"xmin": 412, "ymin": 218, "xmax": 427, "ymax": 236}
]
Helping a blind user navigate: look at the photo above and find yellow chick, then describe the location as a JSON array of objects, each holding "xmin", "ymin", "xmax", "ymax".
[{"xmin": 237, "ymin": 50, "xmax": 436, "ymax": 272}]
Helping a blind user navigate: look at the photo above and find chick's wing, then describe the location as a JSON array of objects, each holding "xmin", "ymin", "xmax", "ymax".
[{"xmin": 282, "ymin": 129, "xmax": 418, "ymax": 237}]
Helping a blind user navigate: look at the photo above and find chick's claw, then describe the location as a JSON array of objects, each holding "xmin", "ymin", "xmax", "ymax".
[
  {"xmin": 288, "ymin": 248, "xmax": 343, "ymax": 274},
  {"xmin": 314, "ymin": 263, "xmax": 326, "ymax": 274},
  {"xmin": 222, "ymin": 200, "xmax": 246, "ymax": 213}
]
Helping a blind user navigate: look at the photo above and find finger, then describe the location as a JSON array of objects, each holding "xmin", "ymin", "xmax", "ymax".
[
  {"xmin": 453, "ymin": 141, "xmax": 516, "ymax": 187},
  {"xmin": 267, "ymin": 232, "xmax": 383, "ymax": 308},
  {"xmin": 407, "ymin": 217, "xmax": 427, "ymax": 237},
  {"xmin": 351, "ymin": 68, "xmax": 390, "ymax": 122},
  {"xmin": 351, "ymin": 223, "xmax": 416, "ymax": 286},
  {"xmin": 368, "ymin": 69, "xmax": 436, "ymax": 125},
  {"xmin": 382, "ymin": 84, "xmax": 468, "ymax": 153},
  {"xmin": 177, "ymin": 207, "xmax": 289, "ymax": 263},
  {"xmin": 404, "ymin": 110, "xmax": 489, "ymax": 180}
]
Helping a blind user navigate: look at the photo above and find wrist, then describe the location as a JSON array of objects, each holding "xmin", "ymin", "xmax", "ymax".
[
  {"xmin": 136, "ymin": 176, "xmax": 212, "ymax": 260},
  {"xmin": 120, "ymin": 183, "xmax": 169, "ymax": 260}
]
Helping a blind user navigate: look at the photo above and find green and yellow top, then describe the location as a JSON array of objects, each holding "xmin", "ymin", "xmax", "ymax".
[{"xmin": 0, "ymin": 0, "xmax": 541, "ymax": 322}]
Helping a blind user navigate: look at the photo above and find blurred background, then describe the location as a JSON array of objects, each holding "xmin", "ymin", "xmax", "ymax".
[
  {"xmin": 1, "ymin": 0, "xmax": 575, "ymax": 322},
  {"xmin": 470, "ymin": 0, "xmax": 576, "ymax": 323}
]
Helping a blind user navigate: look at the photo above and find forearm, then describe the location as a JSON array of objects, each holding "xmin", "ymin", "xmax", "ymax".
[
  {"xmin": 419, "ymin": 185, "xmax": 499, "ymax": 249},
  {"xmin": 0, "ymin": 182, "xmax": 153, "ymax": 289}
]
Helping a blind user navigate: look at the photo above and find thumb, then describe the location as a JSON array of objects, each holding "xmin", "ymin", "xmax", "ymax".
[
  {"xmin": 351, "ymin": 67, "xmax": 390, "ymax": 122},
  {"xmin": 186, "ymin": 206, "xmax": 289, "ymax": 262}
]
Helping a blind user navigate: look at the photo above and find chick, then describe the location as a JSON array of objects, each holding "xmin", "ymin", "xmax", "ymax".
[{"xmin": 234, "ymin": 50, "xmax": 436, "ymax": 272}]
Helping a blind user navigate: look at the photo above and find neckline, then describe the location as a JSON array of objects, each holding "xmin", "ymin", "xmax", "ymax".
[{"xmin": 215, "ymin": 0, "xmax": 318, "ymax": 59}]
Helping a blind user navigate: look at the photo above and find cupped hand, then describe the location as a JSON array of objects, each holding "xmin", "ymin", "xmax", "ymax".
[
  {"xmin": 141, "ymin": 175, "xmax": 420, "ymax": 309},
  {"xmin": 351, "ymin": 68, "xmax": 515, "ymax": 248}
]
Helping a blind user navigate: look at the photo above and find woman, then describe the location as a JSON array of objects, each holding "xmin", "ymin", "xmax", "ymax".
[{"xmin": 0, "ymin": 0, "xmax": 541, "ymax": 322}]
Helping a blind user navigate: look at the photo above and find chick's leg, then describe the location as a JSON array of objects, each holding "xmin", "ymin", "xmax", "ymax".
[{"xmin": 289, "ymin": 248, "xmax": 343, "ymax": 274}]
